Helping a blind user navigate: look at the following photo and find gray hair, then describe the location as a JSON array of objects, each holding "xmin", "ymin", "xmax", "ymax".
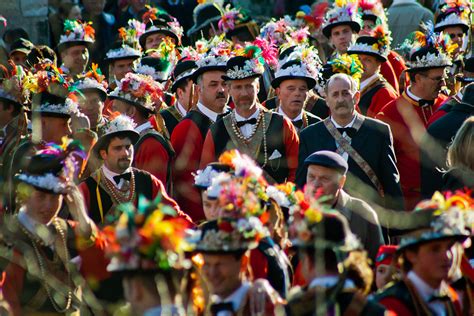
[{"xmin": 325, "ymin": 73, "xmax": 359, "ymax": 95}]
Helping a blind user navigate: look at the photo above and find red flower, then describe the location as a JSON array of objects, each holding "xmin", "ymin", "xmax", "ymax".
[{"xmin": 218, "ymin": 221, "xmax": 234, "ymax": 233}]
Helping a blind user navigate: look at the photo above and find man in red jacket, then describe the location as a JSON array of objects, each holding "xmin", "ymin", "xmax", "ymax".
[{"xmin": 375, "ymin": 30, "xmax": 452, "ymax": 210}]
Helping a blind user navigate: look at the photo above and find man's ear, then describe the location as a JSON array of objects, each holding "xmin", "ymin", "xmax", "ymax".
[
  {"xmin": 339, "ymin": 174, "xmax": 347, "ymax": 188},
  {"xmin": 99, "ymin": 148, "xmax": 107, "ymax": 160},
  {"xmin": 353, "ymin": 90, "xmax": 360, "ymax": 105},
  {"xmin": 275, "ymin": 87, "xmax": 281, "ymax": 98}
]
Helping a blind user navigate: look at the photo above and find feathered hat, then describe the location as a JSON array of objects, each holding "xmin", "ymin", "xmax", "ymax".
[
  {"xmin": 170, "ymin": 55, "xmax": 198, "ymax": 93},
  {"xmin": 139, "ymin": 6, "xmax": 183, "ymax": 47},
  {"xmin": 16, "ymin": 138, "xmax": 86, "ymax": 194},
  {"xmin": 74, "ymin": 63, "xmax": 108, "ymax": 100},
  {"xmin": 191, "ymin": 35, "xmax": 233, "ymax": 81},
  {"xmin": 221, "ymin": 46, "xmax": 266, "ymax": 81},
  {"xmin": 93, "ymin": 114, "xmax": 139, "ymax": 157},
  {"xmin": 57, "ymin": 19, "xmax": 95, "ymax": 53},
  {"xmin": 217, "ymin": 4, "xmax": 259, "ymax": 40},
  {"xmin": 105, "ymin": 19, "xmax": 143, "ymax": 63},
  {"xmin": 318, "ymin": 53, "xmax": 364, "ymax": 92},
  {"xmin": 435, "ymin": 0, "xmax": 471, "ymax": 33},
  {"xmin": 322, "ymin": 0, "xmax": 362, "ymax": 39},
  {"xmin": 358, "ymin": 0, "xmax": 387, "ymax": 25},
  {"xmin": 186, "ymin": 1, "xmax": 223, "ymax": 38},
  {"xmin": 0, "ymin": 62, "xmax": 28, "ymax": 108},
  {"xmin": 348, "ymin": 25, "xmax": 391, "ymax": 62}
]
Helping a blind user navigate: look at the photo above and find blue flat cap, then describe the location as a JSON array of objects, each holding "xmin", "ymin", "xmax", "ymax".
[{"xmin": 304, "ymin": 150, "xmax": 348, "ymax": 174}]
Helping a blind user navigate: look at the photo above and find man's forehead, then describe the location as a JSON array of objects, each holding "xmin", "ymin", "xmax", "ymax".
[{"xmin": 328, "ymin": 77, "xmax": 352, "ymax": 92}]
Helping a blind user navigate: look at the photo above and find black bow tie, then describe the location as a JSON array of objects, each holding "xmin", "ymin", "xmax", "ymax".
[
  {"xmin": 113, "ymin": 172, "xmax": 131, "ymax": 185},
  {"xmin": 236, "ymin": 118, "xmax": 257, "ymax": 128},
  {"xmin": 293, "ymin": 119, "xmax": 304, "ymax": 129},
  {"xmin": 419, "ymin": 99, "xmax": 435, "ymax": 107},
  {"xmin": 337, "ymin": 127, "xmax": 356, "ymax": 138},
  {"xmin": 210, "ymin": 302, "xmax": 234, "ymax": 315}
]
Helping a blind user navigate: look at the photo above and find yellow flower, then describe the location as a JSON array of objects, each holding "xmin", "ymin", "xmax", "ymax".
[
  {"xmin": 372, "ymin": 43, "xmax": 379, "ymax": 50},
  {"xmin": 305, "ymin": 208, "xmax": 322, "ymax": 223}
]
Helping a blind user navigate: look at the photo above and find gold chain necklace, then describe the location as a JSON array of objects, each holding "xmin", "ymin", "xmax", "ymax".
[
  {"xmin": 21, "ymin": 218, "xmax": 73, "ymax": 313},
  {"xmin": 101, "ymin": 169, "xmax": 136, "ymax": 204},
  {"xmin": 230, "ymin": 110, "xmax": 264, "ymax": 142}
]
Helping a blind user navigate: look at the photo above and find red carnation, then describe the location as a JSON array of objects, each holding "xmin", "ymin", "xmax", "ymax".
[{"xmin": 218, "ymin": 221, "xmax": 234, "ymax": 233}]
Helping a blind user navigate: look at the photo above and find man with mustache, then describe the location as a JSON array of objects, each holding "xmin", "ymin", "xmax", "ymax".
[
  {"xmin": 171, "ymin": 47, "xmax": 231, "ymax": 222},
  {"xmin": 79, "ymin": 115, "xmax": 191, "ymax": 226},
  {"xmin": 296, "ymin": 73, "xmax": 404, "ymax": 214},
  {"xmin": 200, "ymin": 52, "xmax": 300, "ymax": 184}
]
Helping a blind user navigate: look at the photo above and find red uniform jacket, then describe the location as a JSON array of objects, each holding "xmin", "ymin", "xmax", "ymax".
[
  {"xmin": 134, "ymin": 135, "xmax": 172, "ymax": 189},
  {"xmin": 375, "ymin": 91, "xmax": 447, "ymax": 210},
  {"xmin": 380, "ymin": 61, "xmax": 399, "ymax": 92},
  {"xmin": 387, "ymin": 51, "xmax": 407, "ymax": 88}
]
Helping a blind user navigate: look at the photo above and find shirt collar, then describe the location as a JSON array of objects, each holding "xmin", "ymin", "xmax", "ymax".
[
  {"xmin": 406, "ymin": 86, "xmax": 422, "ymax": 101},
  {"xmin": 213, "ymin": 281, "xmax": 251, "ymax": 311},
  {"xmin": 309, "ymin": 276, "xmax": 355, "ymax": 290},
  {"xmin": 101, "ymin": 165, "xmax": 132, "ymax": 188},
  {"xmin": 407, "ymin": 271, "xmax": 449, "ymax": 302},
  {"xmin": 197, "ymin": 101, "xmax": 221, "ymax": 122},
  {"xmin": 391, "ymin": 0, "xmax": 417, "ymax": 5},
  {"xmin": 176, "ymin": 101, "xmax": 187, "ymax": 117},
  {"xmin": 18, "ymin": 207, "xmax": 55, "ymax": 246},
  {"xmin": 455, "ymin": 90, "xmax": 463, "ymax": 101},
  {"xmin": 135, "ymin": 121, "xmax": 152, "ymax": 134},
  {"xmin": 234, "ymin": 107, "xmax": 260, "ymax": 121},
  {"xmin": 277, "ymin": 107, "xmax": 303, "ymax": 121},
  {"xmin": 360, "ymin": 73, "xmax": 380, "ymax": 92},
  {"xmin": 330, "ymin": 115, "xmax": 356, "ymax": 128}
]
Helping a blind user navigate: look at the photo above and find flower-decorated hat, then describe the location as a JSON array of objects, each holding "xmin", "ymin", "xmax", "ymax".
[
  {"xmin": 194, "ymin": 162, "xmax": 232, "ymax": 190},
  {"xmin": 401, "ymin": 22, "xmax": 455, "ymax": 71},
  {"xmin": 260, "ymin": 18, "xmax": 297, "ymax": 49},
  {"xmin": 272, "ymin": 45, "xmax": 322, "ymax": 89},
  {"xmin": 191, "ymin": 35, "xmax": 233, "ymax": 81},
  {"xmin": 105, "ymin": 19, "xmax": 143, "ymax": 63},
  {"xmin": 435, "ymin": 0, "xmax": 471, "ymax": 33},
  {"xmin": 192, "ymin": 217, "xmax": 265, "ymax": 253},
  {"xmin": 24, "ymin": 60, "xmax": 79, "ymax": 118},
  {"xmin": 218, "ymin": 4, "xmax": 259, "ymax": 41},
  {"xmin": 109, "ymin": 72, "xmax": 164, "ymax": 114},
  {"xmin": 93, "ymin": 114, "xmax": 139, "ymax": 157},
  {"xmin": 171, "ymin": 57, "xmax": 198, "ymax": 93},
  {"xmin": 221, "ymin": 46, "xmax": 266, "ymax": 81},
  {"xmin": 105, "ymin": 196, "xmax": 193, "ymax": 273},
  {"xmin": 0, "ymin": 63, "xmax": 28, "ymax": 108},
  {"xmin": 397, "ymin": 191, "xmax": 472, "ymax": 252},
  {"xmin": 288, "ymin": 199, "xmax": 361, "ymax": 254},
  {"xmin": 9, "ymin": 38, "xmax": 34, "ymax": 56},
  {"xmin": 135, "ymin": 56, "xmax": 172, "ymax": 83},
  {"xmin": 16, "ymin": 138, "xmax": 85, "ymax": 194},
  {"xmin": 140, "ymin": 6, "xmax": 183, "ymax": 47},
  {"xmin": 74, "ymin": 63, "xmax": 108, "ymax": 101},
  {"xmin": 322, "ymin": 0, "xmax": 362, "ymax": 39},
  {"xmin": 295, "ymin": 2, "xmax": 330, "ymax": 37},
  {"xmin": 358, "ymin": 0, "xmax": 387, "ymax": 25},
  {"xmin": 57, "ymin": 19, "xmax": 95, "ymax": 53},
  {"xmin": 348, "ymin": 25, "xmax": 391, "ymax": 62},
  {"xmin": 187, "ymin": 1, "xmax": 223, "ymax": 38}
]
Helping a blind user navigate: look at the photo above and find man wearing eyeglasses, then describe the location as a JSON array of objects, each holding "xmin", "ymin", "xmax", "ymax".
[{"xmin": 376, "ymin": 37, "xmax": 451, "ymax": 210}]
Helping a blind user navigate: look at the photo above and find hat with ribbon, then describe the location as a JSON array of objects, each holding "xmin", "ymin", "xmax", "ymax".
[
  {"xmin": 348, "ymin": 25, "xmax": 391, "ymax": 62},
  {"xmin": 109, "ymin": 72, "xmax": 164, "ymax": 114},
  {"xmin": 16, "ymin": 138, "xmax": 86, "ymax": 194},
  {"xmin": 105, "ymin": 195, "xmax": 193, "ymax": 273},
  {"xmin": 322, "ymin": 0, "xmax": 362, "ymax": 39},
  {"xmin": 57, "ymin": 19, "xmax": 95, "ymax": 53},
  {"xmin": 140, "ymin": 6, "xmax": 183, "ymax": 47},
  {"xmin": 435, "ymin": 0, "xmax": 471, "ymax": 33},
  {"xmin": 93, "ymin": 114, "xmax": 139, "ymax": 157}
]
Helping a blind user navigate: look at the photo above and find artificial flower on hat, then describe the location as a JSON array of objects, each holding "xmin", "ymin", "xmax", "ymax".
[
  {"xmin": 358, "ymin": 0, "xmax": 387, "ymax": 25},
  {"xmin": 322, "ymin": 0, "xmax": 362, "ymax": 38},
  {"xmin": 260, "ymin": 18, "xmax": 297, "ymax": 48},
  {"xmin": 348, "ymin": 25, "xmax": 392, "ymax": 61},
  {"xmin": 0, "ymin": 61, "xmax": 28, "ymax": 107},
  {"xmin": 106, "ymin": 19, "xmax": 144, "ymax": 61},
  {"xmin": 58, "ymin": 19, "xmax": 95, "ymax": 49},
  {"xmin": 74, "ymin": 63, "xmax": 108, "ymax": 96},
  {"xmin": 217, "ymin": 4, "xmax": 251, "ymax": 34},
  {"xmin": 105, "ymin": 195, "xmax": 193, "ymax": 272},
  {"xmin": 141, "ymin": 6, "xmax": 183, "ymax": 46},
  {"xmin": 435, "ymin": 0, "xmax": 471, "ymax": 33},
  {"xmin": 321, "ymin": 53, "xmax": 364, "ymax": 89},
  {"xmin": 295, "ymin": 2, "xmax": 330, "ymax": 35}
]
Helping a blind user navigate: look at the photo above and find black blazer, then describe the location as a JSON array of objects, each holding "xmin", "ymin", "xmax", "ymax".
[{"xmin": 296, "ymin": 117, "xmax": 404, "ymax": 210}]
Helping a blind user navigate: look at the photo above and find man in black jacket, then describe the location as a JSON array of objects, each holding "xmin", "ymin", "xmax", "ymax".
[{"xmin": 296, "ymin": 73, "xmax": 404, "ymax": 211}]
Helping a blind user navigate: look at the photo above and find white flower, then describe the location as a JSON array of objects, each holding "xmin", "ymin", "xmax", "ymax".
[
  {"xmin": 17, "ymin": 173, "xmax": 67, "ymax": 193},
  {"xmin": 266, "ymin": 186, "xmax": 290, "ymax": 207}
]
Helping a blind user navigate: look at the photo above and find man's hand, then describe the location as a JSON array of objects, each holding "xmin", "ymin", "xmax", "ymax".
[{"xmin": 65, "ymin": 185, "xmax": 93, "ymax": 239}]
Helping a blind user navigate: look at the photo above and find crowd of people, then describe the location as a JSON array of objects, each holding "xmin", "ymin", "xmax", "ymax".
[{"xmin": 0, "ymin": 0, "xmax": 473, "ymax": 315}]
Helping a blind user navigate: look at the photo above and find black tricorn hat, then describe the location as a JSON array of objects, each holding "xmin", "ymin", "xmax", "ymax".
[{"xmin": 171, "ymin": 59, "xmax": 198, "ymax": 93}]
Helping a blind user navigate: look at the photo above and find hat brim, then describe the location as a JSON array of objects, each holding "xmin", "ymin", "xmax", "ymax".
[
  {"xmin": 9, "ymin": 48, "xmax": 30, "ymax": 56},
  {"xmin": 191, "ymin": 65, "xmax": 227, "ymax": 82},
  {"xmin": 187, "ymin": 17, "xmax": 220, "ymax": 37},
  {"xmin": 0, "ymin": 96, "xmax": 22, "ymax": 108},
  {"xmin": 104, "ymin": 54, "xmax": 141, "ymax": 63},
  {"xmin": 171, "ymin": 76, "xmax": 191, "ymax": 93},
  {"xmin": 397, "ymin": 233, "xmax": 469, "ymax": 253},
  {"xmin": 93, "ymin": 130, "xmax": 140, "ymax": 157},
  {"xmin": 79, "ymin": 87, "xmax": 108, "ymax": 101},
  {"xmin": 57, "ymin": 40, "xmax": 93, "ymax": 53},
  {"xmin": 139, "ymin": 29, "xmax": 179, "ymax": 49},
  {"xmin": 322, "ymin": 21, "xmax": 361, "ymax": 39},
  {"xmin": 434, "ymin": 23, "xmax": 470, "ymax": 34},
  {"xmin": 108, "ymin": 95, "xmax": 155, "ymax": 114},
  {"xmin": 271, "ymin": 76, "xmax": 316, "ymax": 89},
  {"xmin": 30, "ymin": 110, "xmax": 71, "ymax": 119},
  {"xmin": 347, "ymin": 50, "xmax": 387, "ymax": 63},
  {"xmin": 222, "ymin": 73, "xmax": 261, "ymax": 81}
]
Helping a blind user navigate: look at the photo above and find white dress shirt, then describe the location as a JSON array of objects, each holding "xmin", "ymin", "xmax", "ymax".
[
  {"xmin": 234, "ymin": 108, "xmax": 260, "ymax": 139},
  {"xmin": 406, "ymin": 86, "xmax": 422, "ymax": 101},
  {"xmin": 211, "ymin": 282, "xmax": 251, "ymax": 316},
  {"xmin": 277, "ymin": 107, "xmax": 303, "ymax": 122},
  {"xmin": 330, "ymin": 115, "xmax": 357, "ymax": 161},
  {"xmin": 135, "ymin": 121, "xmax": 152, "ymax": 134},
  {"xmin": 101, "ymin": 165, "xmax": 133, "ymax": 189},
  {"xmin": 407, "ymin": 271, "xmax": 449, "ymax": 316},
  {"xmin": 176, "ymin": 101, "xmax": 187, "ymax": 117},
  {"xmin": 197, "ymin": 102, "xmax": 221, "ymax": 122}
]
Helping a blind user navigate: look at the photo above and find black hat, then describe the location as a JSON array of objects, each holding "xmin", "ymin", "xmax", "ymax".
[
  {"xmin": 187, "ymin": 3, "xmax": 221, "ymax": 38},
  {"xmin": 272, "ymin": 59, "xmax": 317, "ymax": 89},
  {"xmin": 191, "ymin": 54, "xmax": 229, "ymax": 82},
  {"xmin": 407, "ymin": 46, "xmax": 452, "ymax": 72},
  {"xmin": 56, "ymin": 20, "xmax": 95, "ymax": 53},
  {"xmin": 347, "ymin": 36, "xmax": 388, "ymax": 63},
  {"xmin": 9, "ymin": 38, "xmax": 33, "ymax": 56},
  {"xmin": 222, "ymin": 55, "xmax": 264, "ymax": 81},
  {"xmin": 456, "ymin": 56, "xmax": 474, "ymax": 83},
  {"xmin": 135, "ymin": 56, "xmax": 172, "ymax": 83},
  {"xmin": 139, "ymin": 13, "xmax": 182, "ymax": 48},
  {"xmin": 321, "ymin": 1, "xmax": 361, "ymax": 39},
  {"xmin": 171, "ymin": 58, "xmax": 198, "ymax": 93},
  {"xmin": 434, "ymin": 10, "xmax": 470, "ymax": 34},
  {"xmin": 93, "ymin": 115, "xmax": 139, "ymax": 157},
  {"xmin": 104, "ymin": 41, "xmax": 141, "ymax": 63},
  {"xmin": 30, "ymin": 91, "xmax": 78, "ymax": 119},
  {"xmin": 304, "ymin": 150, "xmax": 348, "ymax": 174}
]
